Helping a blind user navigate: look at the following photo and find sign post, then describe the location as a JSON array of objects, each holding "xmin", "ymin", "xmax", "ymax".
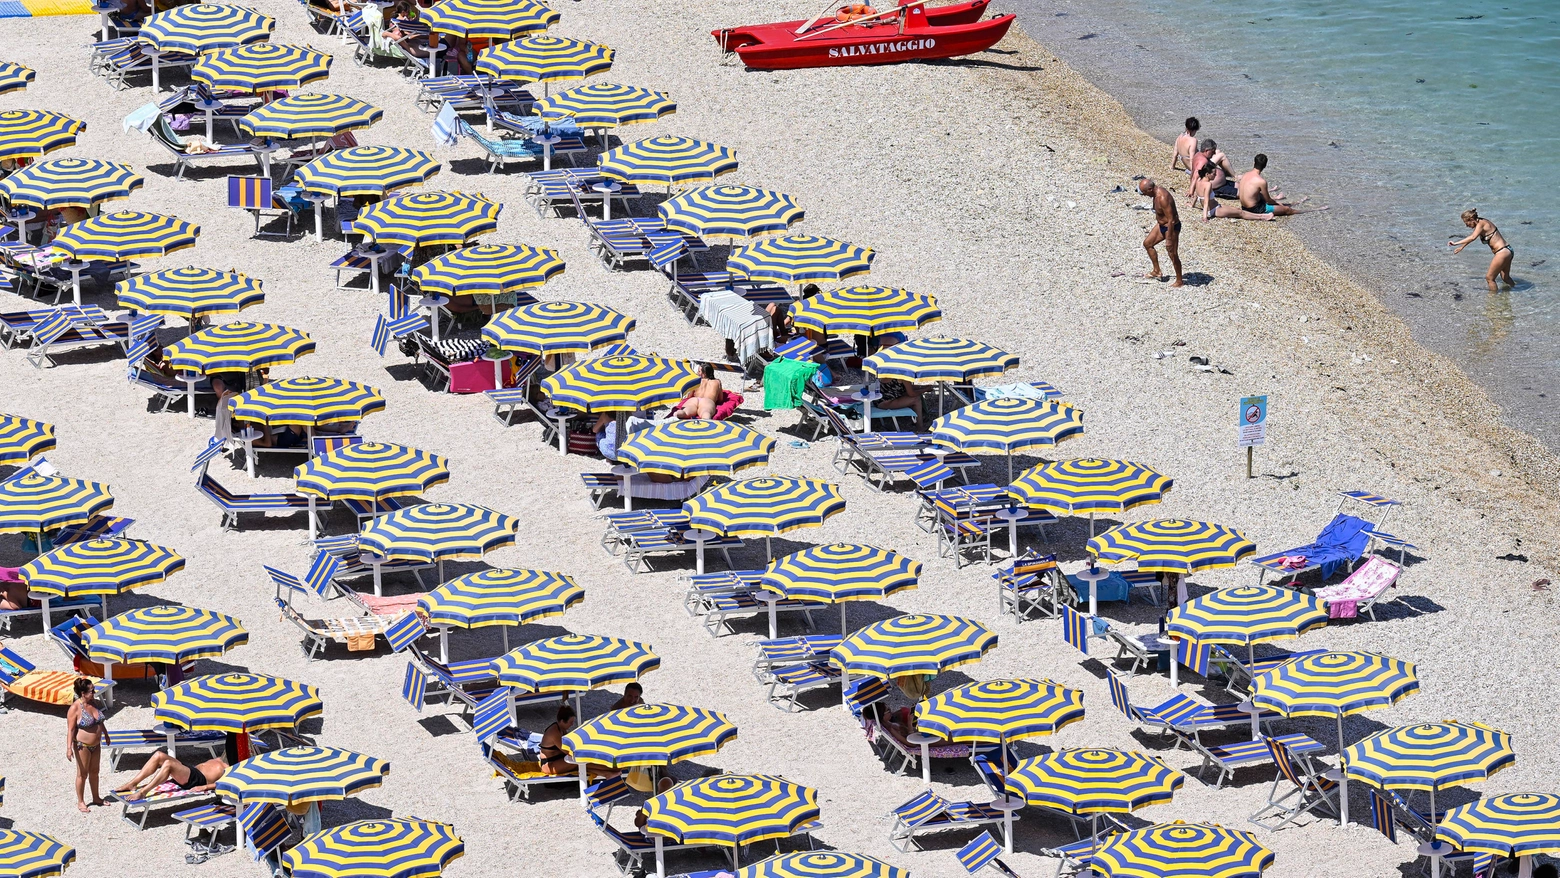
[{"xmin": 1238, "ymin": 395, "xmax": 1268, "ymax": 478}]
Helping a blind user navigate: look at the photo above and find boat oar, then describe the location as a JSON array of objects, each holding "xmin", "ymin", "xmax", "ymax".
[{"xmin": 795, "ymin": 0, "xmax": 933, "ymax": 41}]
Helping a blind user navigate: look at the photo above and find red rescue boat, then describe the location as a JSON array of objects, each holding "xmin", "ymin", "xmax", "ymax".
[{"xmin": 714, "ymin": 0, "xmax": 1016, "ymax": 70}]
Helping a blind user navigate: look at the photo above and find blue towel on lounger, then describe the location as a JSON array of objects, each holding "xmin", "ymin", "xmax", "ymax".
[{"xmin": 1286, "ymin": 513, "xmax": 1371, "ymax": 580}]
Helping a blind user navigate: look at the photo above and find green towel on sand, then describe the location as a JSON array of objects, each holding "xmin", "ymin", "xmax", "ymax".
[{"xmin": 764, "ymin": 358, "xmax": 819, "ymax": 410}]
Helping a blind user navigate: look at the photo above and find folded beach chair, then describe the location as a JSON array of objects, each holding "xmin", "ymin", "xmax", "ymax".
[
  {"xmin": 238, "ymin": 802, "xmax": 292, "ymax": 872},
  {"xmin": 1208, "ymin": 645, "xmax": 1327, "ymax": 693},
  {"xmin": 994, "ymin": 552, "xmax": 1066, "ymax": 621},
  {"xmin": 227, "ymin": 175, "xmax": 304, "ymax": 238},
  {"xmin": 957, "ymin": 831, "xmax": 1022, "ymax": 878},
  {"xmin": 1248, "ymin": 736, "xmax": 1340, "ymax": 829},
  {"xmin": 55, "ymin": 515, "xmax": 134, "ymax": 546},
  {"xmin": 0, "ymin": 642, "xmax": 114, "ymax": 711},
  {"xmin": 1250, "ymin": 513, "xmax": 1372, "ymax": 585},
  {"xmin": 888, "ymin": 789, "xmax": 1009, "ymax": 853},
  {"xmin": 148, "ymin": 114, "xmax": 271, "ymax": 181},
  {"xmin": 1314, "ymin": 554, "xmax": 1402, "ymax": 621},
  {"xmin": 109, "ymin": 781, "xmax": 217, "ymax": 830}
]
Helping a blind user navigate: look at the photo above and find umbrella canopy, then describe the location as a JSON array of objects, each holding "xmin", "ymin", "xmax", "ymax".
[
  {"xmin": 1344, "ymin": 722, "xmax": 1515, "ymax": 791},
  {"xmin": 0, "ymin": 157, "xmax": 142, "ymax": 210},
  {"xmin": 737, "ymin": 853, "xmax": 905, "ymax": 878},
  {"xmin": 660, "ymin": 185, "xmax": 803, "ymax": 240},
  {"xmin": 542, "ymin": 354, "xmax": 701, "ymax": 412},
  {"xmin": 1008, "ymin": 458, "xmax": 1172, "ymax": 532},
  {"xmin": 1165, "ymin": 585, "xmax": 1328, "ymax": 655},
  {"xmin": 166, "ymin": 322, "xmax": 315, "ymax": 374},
  {"xmin": 294, "ymin": 442, "xmax": 449, "ymax": 502},
  {"xmin": 1437, "ymin": 794, "xmax": 1560, "ymax": 860},
  {"xmin": 239, "ymin": 93, "xmax": 383, "ymax": 140},
  {"xmin": 760, "ymin": 543, "xmax": 919, "ymax": 604},
  {"xmin": 600, "ymin": 136, "xmax": 737, "ymax": 188},
  {"xmin": 616, "ymin": 420, "xmax": 775, "ymax": 479},
  {"xmin": 863, "ymin": 336, "xmax": 1017, "ymax": 382},
  {"xmin": 81, "ymin": 605, "xmax": 247, "ymax": 665},
  {"xmin": 644, "ymin": 774, "xmax": 819, "ymax": 847},
  {"xmin": 354, "ymin": 191, "xmax": 501, "ymax": 249},
  {"xmin": 1007, "ymin": 749, "xmax": 1183, "ymax": 815},
  {"xmin": 0, "ymin": 474, "xmax": 112, "ymax": 534},
  {"xmin": 153, "ymin": 673, "xmax": 322, "ymax": 732},
  {"xmin": 424, "ymin": 0, "xmax": 558, "ymax": 39},
  {"xmin": 832, "ymin": 614, "xmax": 997, "ymax": 679},
  {"xmin": 50, "ymin": 211, "xmax": 198, "ymax": 262},
  {"xmin": 0, "ymin": 63, "xmax": 35, "ymax": 95},
  {"xmin": 217, "ymin": 747, "xmax": 388, "ymax": 806},
  {"xmin": 482, "ymin": 301, "xmax": 635, "ymax": 356},
  {"xmin": 0, "ymin": 414, "xmax": 55, "ymax": 465},
  {"xmin": 728, "ymin": 237, "xmax": 875, "ymax": 286},
  {"xmin": 1089, "ymin": 821, "xmax": 1274, "ymax": 878},
  {"xmin": 684, "ymin": 477, "xmax": 846, "ymax": 537},
  {"xmin": 283, "ymin": 819, "xmax": 463, "ymax": 878},
  {"xmin": 229, "ymin": 377, "xmax": 383, "ymax": 428},
  {"xmin": 1087, "ymin": 519, "xmax": 1256, "ymax": 574},
  {"xmin": 536, "ymin": 83, "xmax": 675, "ymax": 128},
  {"xmin": 492, "ymin": 633, "xmax": 659, "ymax": 693},
  {"xmin": 915, "ymin": 679, "xmax": 1085, "ymax": 746},
  {"xmin": 476, "ymin": 35, "xmax": 614, "ymax": 85},
  {"xmin": 20, "ymin": 538, "xmax": 183, "ymax": 598},
  {"xmin": 116, "ymin": 267, "xmax": 263, "ymax": 321},
  {"xmin": 358, "ymin": 503, "xmax": 518, "ymax": 563},
  {"xmin": 295, "ymin": 146, "xmax": 439, "ymax": 197},
  {"xmin": 0, "ymin": 829, "xmax": 74, "ymax": 878},
  {"xmin": 0, "ymin": 110, "xmax": 84, "ymax": 163},
  {"xmin": 564, "ymin": 703, "xmax": 737, "ymax": 768},
  {"xmin": 930, "ymin": 398, "xmax": 1084, "ymax": 482},
  {"xmin": 137, "ymin": 3, "xmax": 275, "ymax": 53},
  {"xmin": 191, "ymin": 43, "xmax": 330, "ymax": 92},
  {"xmin": 418, "ymin": 568, "xmax": 582, "ymax": 629},
  {"xmin": 411, "ymin": 243, "xmax": 563, "ymax": 300},
  {"xmin": 790, "ymin": 286, "xmax": 942, "ymax": 337}
]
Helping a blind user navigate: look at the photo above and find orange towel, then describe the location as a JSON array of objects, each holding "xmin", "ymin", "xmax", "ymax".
[
  {"xmin": 7, "ymin": 670, "xmax": 92, "ymax": 705},
  {"xmin": 345, "ymin": 632, "xmax": 376, "ymax": 651}
]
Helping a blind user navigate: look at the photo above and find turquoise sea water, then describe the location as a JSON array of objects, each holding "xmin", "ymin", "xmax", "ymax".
[{"xmin": 1008, "ymin": 0, "xmax": 1560, "ymax": 446}]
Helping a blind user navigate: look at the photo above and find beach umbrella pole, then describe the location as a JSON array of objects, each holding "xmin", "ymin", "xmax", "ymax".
[
  {"xmin": 655, "ymin": 835, "xmax": 665, "ymax": 878},
  {"xmin": 578, "ymin": 761, "xmax": 588, "ymax": 803},
  {"xmin": 840, "ymin": 602, "xmax": 847, "ymax": 636},
  {"xmin": 501, "ymin": 627, "xmax": 510, "ymax": 652},
  {"xmin": 1337, "ymin": 714, "xmax": 1349, "ymax": 826},
  {"xmin": 1519, "ymin": 856, "xmax": 1533, "ymax": 878},
  {"xmin": 439, "ymin": 627, "xmax": 450, "ymax": 663}
]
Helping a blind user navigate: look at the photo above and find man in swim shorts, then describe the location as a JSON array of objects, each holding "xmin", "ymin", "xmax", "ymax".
[
  {"xmin": 1237, "ymin": 154, "xmax": 1327, "ymax": 217},
  {"xmin": 1139, "ymin": 179, "xmax": 1184, "ymax": 287}
]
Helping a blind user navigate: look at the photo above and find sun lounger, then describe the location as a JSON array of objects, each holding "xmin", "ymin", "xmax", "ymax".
[
  {"xmin": 194, "ymin": 460, "xmax": 325, "ymax": 531},
  {"xmin": 1250, "ymin": 513, "xmax": 1372, "ymax": 585},
  {"xmin": 25, "ymin": 310, "xmax": 152, "ymax": 368},
  {"xmin": 683, "ymin": 569, "xmax": 764, "ymax": 614},
  {"xmin": 1208, "ymin": 645, "xmax": 1327, "ymax": 693},
  {"xmin": 109, "ymin": 781, "xmax": 215, "ymax": 830},
  {"xmin": 1249, "ymin": 736, "xmax": 1340, "ymax": 829},
  {"xmin": 889, "ymin": 789, "xmax": 1009, "ymax": 853},
  {"xmin": 482, "ymin": 741, "xmax": 577, "ymax": 801},
  {"xmin": 1196, "ymin": 732, "xmax": 1325, "ymax": 789},
  {"xmin": 590, "ymin": 810, "xmax": 700, "ymax": 876},
  {"xmin": 586, "ymin": 775, "xmax": 635, "ymax": 820},
  {"xmin": 751, "ymin": 634, "xmax": 844, "ymax": 681},
  {"xmin": 701, "ymin": 589, "xmax": 817, "ymax": 637},
  {"xmin": 1314, "ymin": 555, "xmax": 1402, "ymax": 620},
  {"xmin": 1106, "ymin": 673, "xmax": 1275, "ymax": 750},
  {"xmin": 103, "ymin": 727, "xmax": 229, "ymax": 771},
  {"xmin": 148, "ymin": 114, "xmax": 271, "ymax": 181},
  {"xmin": 274, "ymin": 598, "xmax": 405, "ymax": 660},
  {"xmin": 618, "ymin": 519, "xmax": 742, "ymax": 573},
  {"xmin": 174, "ymin": 802, "xmax": 237, "ymax": 864},
  {"xmin": 0, "ymin": 643, "xmax": 114, "ymax": 710},
  {"xmin": 767, "ymin": 661, "xmax": 841, "ymax": 712}
]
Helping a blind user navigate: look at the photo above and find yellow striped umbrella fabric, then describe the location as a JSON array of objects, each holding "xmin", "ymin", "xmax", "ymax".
[
  {"xmin": 831, "ymin": 614, "xmax": 997, "ymax": 680},
  {"xmin": 863, "ymin": 336, "xmax": 1017, "ymax": 382},
  {"xmin": 0, "ymin": 110, "xmax": 84, "ymax": 163},
  {"xmin": 1089, "ymin": 821, "xmax": 1275, "ymax": 878},
  {"xmin": 0, "ymin": 157, "xmax": 142, "ymax": 210},
  {"xmin": 1008, "ymin": 458, "xmax": 1172, "ymax": 535},
  {"xmin": 536, "ymin": 82, "xmax": 675, "ymax": 128},
  {"xmin": 1344, "ymin": 721, "xmax": 1515, "ymax": 792},
  {"xmin": 0, "ymin": 63, "xmax": 35, "ymax": 95},
  {"xmin": 0, "ymin": 474, "xmax": 113, "ymax": 535},
  {"xmin": 790, "ymin": 285, "xmax": 939, "ymax": 336},
  {"xmin": 424, "ymin": 0, "xmax": 558, "ymax": 39},
  {"xmin": 481, "ymin": 301, "xmax": 635, "ymax": 356},
  {"xmin": 239, "ymin": 93, "xmax": 383, "ymax": 140},
  {"xmin": 541, "ymin": 354, "xmax": 701, "ymax": 412},
  {"xmin": 166, "ymin": 323, "xmax": 315, "ymax": 374},
  {"xmin": 738, "ymin": 853, "xmax": 905, "ymax": 878},
  {"xmin": 50, "ymin": 211, "xmax": 198, "ymax": 262},
  {"xmin": 20, "ymin": 538, "xmax": 183, "ymax": 598},
  {"xmin": 411, "ymin": 243, "xmax": 564, "ymax": 300},
  {"xmin": 294, "ymin": 442, "xmax": 448, "ymax": 502},
  {"xmin": 81, "ymin": 605, "xmax": 248, "ymax": 665},
  {"xmin": 475, "ymin": 35, "xmax": 614, "ymax": 86},
  {"xmin": 283, "ymin": 819, "xmax": 463, "ymax": 878},
  {"xmin": 616, "ymin": 419, "xmax": 775, "ymax": 479},
  {"xmin": 759, "ymin": 543, "xmax": 918, "ymax": 635},
  {"xmin": 728, "ymin": 237, "xmax": 875, "ymax": 286},
  {"xmin": 217, "ymin": 747, "xmax": 389, "ymax": 806},
  {"xmin": 418, "ymin": 568, "xmax": 582, "ymax": 629},
  {"xmin": 684, "ymin": 477, "xmax": 845, "ymax": 538},
  {"xmin": 229, "ymin": 377, "xmax": 382, "ymax": 428},
  {"xmin": 0, "ymin": 829, "xmax": 74, "ymax": 878},
  {"xmin": 1165, "ymin": 585, "xmax": 1328, "ymax": 660},
  {"xmin": 137, "ymin": 4, "xmax": 275, "ymax": 54},
  {"xmin": 295, "ymin": 145, "xmax": 440, "ymax": 197},
  {"xmin": 564, "ymin": 703, "xmax": 737, "ymax": 768},
  {"xmin": 659, "ymin": 185, "xmax": 803, "ymax": 240},
  {"xmin": 929, "ymin": 398, "xmax": 1084, "ymax": 482},
  {"xmin": 915, "ymin": 679, "xmax": 1085, "ymax": 747},
  {"xmin": 1086, "ymin": 519, "xmax": 1256, "ymax": 574},
  {"xmin": 0, "ymin": 414, "xmax": 55, "ymax": 466},
  {"xmin": 357, "ymin": 503, "xmax": 518, "ymax": 564},
  {"xmin": 643, "ymin": 774, "xmax": 819, "ymax": 849},
  {"xmin": 599, "ymin": 136, "xmax": 737, "ymax": 189},
  {"xmin": 1006, "ymin": 749, "xmax": 1182, "ymax": 819},
  {"xmin": 353, "ymin": 191, "xmax": 501, "ymax": 249},
  {"xmin": 152, "ymin": 673, "xmax": 322, "ymax": 732},
  {"xmin": 116, "ymin": 267, "xmax": 263, "ymax": 322},
  {"xmin": 191, "ymin": 44, "xmax": 330, "ymax": 92},
  {"xmin": 1437, "ymin": 794, "xmax": 1560, "ymax": 860},
  {"xmin": 491, "ymin": 633, "xmax": 659, "ymax": 693}
]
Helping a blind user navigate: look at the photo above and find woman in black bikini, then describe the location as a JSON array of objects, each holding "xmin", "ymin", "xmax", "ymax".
[
  {"xmin": 1451, "ymin": 208, "xmax": 1516, "ymax": 293},
  {"xmin": 113, "ymin": 749, "xmax": 227, "ymax": 800},
  {"xmin": 537, "ymin": 704, "xmax": 577, "ymax": 776},
  {"xmin": 66, "ymin": 678, "xmax": 105, "ymax": 812}
]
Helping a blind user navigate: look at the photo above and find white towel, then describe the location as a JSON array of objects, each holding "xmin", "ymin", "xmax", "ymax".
[{"xmin": 122, "ymin": 103, "xmax": 160, "ymax": 134}]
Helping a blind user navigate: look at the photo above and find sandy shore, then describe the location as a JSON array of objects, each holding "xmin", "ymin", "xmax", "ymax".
[{"xmin": 0, "ymin": 2, "xmax": 1558, "ymax": 877}]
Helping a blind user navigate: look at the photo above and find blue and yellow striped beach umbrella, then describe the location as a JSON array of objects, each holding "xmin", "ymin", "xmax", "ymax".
[
  {"xmin": 492, "ymin": 633, "xmax": 659, "ymax": 693},
  {"xmin": 737, "ymin": 852, "xmax": 904, "ymax": 878},
  {"xmin": 294, "ymin": 442, "xmax": 448, "ymax": 503},
  {"xmin": 536, "ymin": 83, "xmax": 675, "ymax": 129},
  {"xmin": 482, "ymin": 301, "xmax": 635, "ymax": 356},
  {"xmin": 600, "ymin": 136, "xmax": 736, "ymax": 189},
  {"xmin": 354, "ymin": 191, "xmax": 501, "ymax": 249},
  {"xmin": 218, "ymin": 747, "xmax": 389, "ymax": 806},
  {"xmin": 660, "ymin": 185, "xmax": 803, "ymax": 240},
  {"xmin": 295, "ymin": 145, "xmax": 439, "ymax": 197},
  {"xmin": 358, "ymin": 503, "xmax": 517, "ymax": 564},
  {"xmin": 760, "ymin": 544, "xmax": 918, "ymax": 634},
  {"xmin": 0, "ymin": 63, "xmax": 35, "ymax": 95},
  {"xmin": 138, "ymin": 4, "xmax": 274, "ymax": 53},
  {"xmin": 1437, "ymin": 794, "xmax": 1560, "ymax": 860},
  {"xmin": 1345, "ymin": 722, "xmax": 1514, "ymax": 816},
  {"xmin": 50, "ymin": 211, "xmax": 198, "ymax": 262},
  {"xmin": 728, "ymin": 237, "xmax": 875, "ymax": 286},
  {"xmin": 476, "ymin": 35, "xmax": 614, "ymax": 86},
  {"xmin": 790, "ymin": 286, "xmax": 940, "ymax": 337},
  {"xmin": 239, "ymin": 93, "xmax": 382, "ymax": 140},
  {"xmin": 0, "ymin": 110, "xmax": 84, "ymax": 163},
  {"xmin": 424, "ymin": 0, "xmax": 558, "ymax": 39},
  {"xmin": 1008, "ymin": 749, "xmax": 1182, "ymax": 821},
  {"xmin": 20, "ymin": 538, "xmax": 183, "ymax": 598},
  {"xmin": 0, "ymin": 158, "xmax": 142, "ymax": 210},
  {"xmin": 0, "ymin": 829, "xmax": 74, "ymax": 878},
  {"xmin": 832, "ymin": 614, "xmax": 997, "ymax": 680},
  {"xmin": 864, "ymin": 336, "xmax": 1017, "ymax": 383},
  {"xmin": 1086, "ymin": 519, "xmax": 1255, "ymax": 574},
  {"xmin": 930, "ymin": 398, "xmax": 1085, "ymax": 482},
  {"xmin": 229, "ymin": 377, "xmax": 383, "ymax": 428},
  {"xmin": 116, "ymin": 267, "xmax": 263, "ymax": 322},
  {"xmin": 1008, "ymin": 458, "xmax": 1173, "ymax": 536},
  {"xmin": 418, "ymin": 568, "xmax": 582, "ymax": 630},
  {"xmin": 644, "ymin": 775, "xmax": 819, "ymax": 850},
  {"xmin": 916, "ymin": 679, "xmax": 1085, "ymax": 748},
  {"xmin": 153, "ymin": 673, "xmax": 322, "ymax": 733},
  {"xmin": 542, "ymin": 354, "xmax": 701, "ymax": 412},
  {"xmin": 617, "ymin": 420, "xmax": 775, "ymax": 479},
  {"xmin": 167, "ymin": 322, "xmax": 316, "ymax": 374},
  {"xmin": 564, "ymin": 703, "xmax": 737, "ymax": 768},
  {"xmin": 684, "ymin": 477, "xmax": 845, "ymax": 541},
  {"xmin": 412, "ymin": 243, "xmax": 564, "ymax": 300},
  {"xmin": 0, "ymin": 414, "xmax": 55, "ymax": 466},
  {"xmin": 192, "ymin": 44, "xmax": 330, "ymax": 92},
  {"xmin": 283, "ymin": 819, "xmax": 463, "ymax": 878},
  {"xmin": 1166, "ymin": 585, "xmax": 1328, "ymax": 661},
  {"xmin": 81, "ymin": 605, "xmax": 247, "ymax": 665},
  {"xmin": 0, "ymin": 474, "xmax": 112, "ymax": 535},
  {"xmin": 1090, "ymin": 821, "xmax": 1274, "ymax": 878}
]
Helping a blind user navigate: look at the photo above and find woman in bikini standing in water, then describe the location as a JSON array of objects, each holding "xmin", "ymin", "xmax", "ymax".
[
  {"xmin": 66, "ymin": 677, "xmax": 105, "ymax": 812},
  {"xmin": 1450, "ymin": 208, "xmax": 1516, "ymax": 292}
]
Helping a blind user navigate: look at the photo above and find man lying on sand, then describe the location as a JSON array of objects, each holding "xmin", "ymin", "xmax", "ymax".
[
  {"xmin": 1238, "ymin": 155, "xmax": 1328, "ymax": 217},
  {"xmin": 1139, "ymin": 179, "xmax": 1184, "ymax": 287}
]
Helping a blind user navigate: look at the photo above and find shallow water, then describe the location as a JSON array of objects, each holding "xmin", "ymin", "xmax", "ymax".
[{"xmin": 1005, "ymin": 0, "xmax": 1560, "ymax": 447}]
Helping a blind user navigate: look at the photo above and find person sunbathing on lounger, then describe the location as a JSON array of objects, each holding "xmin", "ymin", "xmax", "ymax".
[
  {"xmin": 1237, "ymin": 155, "xmax": 1327, "ymax": 218},
  {"xmin": 114, "ymin": 750, "xmax": 228, "ymax": 800},
  {"xmin": 537, "ymin": 704, "xmax": 578, "ymax": 776},
  {"xmin": 676, "ymin": 364, "xmax": 727, "ymax": 420}
]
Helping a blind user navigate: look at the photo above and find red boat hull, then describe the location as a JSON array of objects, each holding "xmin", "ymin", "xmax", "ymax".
[{"xmin": 715, "ymin": 1, "xmax": 1014, "ymax": 70}]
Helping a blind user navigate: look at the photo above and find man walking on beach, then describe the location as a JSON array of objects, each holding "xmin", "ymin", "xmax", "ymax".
[
  {"xmin": 1238, "ymin": 154, "xmax": 1328, "ymax": 217},
  {"xmin": 1139, "ymin": 179, "xmax": 1183, "ymax": 287}
]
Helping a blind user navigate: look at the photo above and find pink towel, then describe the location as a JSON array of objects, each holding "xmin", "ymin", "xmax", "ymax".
[{"xmin": 0, "ymin": 567, "xmax": 20, "ymax": 583}]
